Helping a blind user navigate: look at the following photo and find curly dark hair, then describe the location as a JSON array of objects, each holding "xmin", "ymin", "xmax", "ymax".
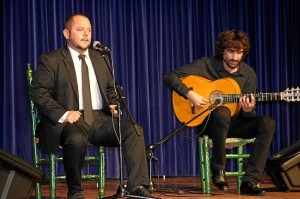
[{"xmin": 215, "ymin": 29, "xmax": 250, "ymax": 60}]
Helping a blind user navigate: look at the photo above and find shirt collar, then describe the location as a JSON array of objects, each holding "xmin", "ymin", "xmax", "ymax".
[{"xmin": 67, "ymin": 44, "xmax": 90, "ymax": 60}]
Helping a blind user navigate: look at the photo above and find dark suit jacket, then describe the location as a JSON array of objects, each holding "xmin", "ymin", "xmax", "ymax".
[{"xmin": 31, "ymin": 45, "xmax": 115, "ymax": 153}]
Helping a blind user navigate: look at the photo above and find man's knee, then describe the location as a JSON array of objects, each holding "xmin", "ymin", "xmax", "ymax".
[
  {"xmin": 211, "ymin": 106, "xmax": 231, "ymax": 122},
  {"xmin": 71, "ymin": 132, "xmax": 88, "ymax": 148},
  {"xmin": 213, "ymin": 106, "xmax": 231, "ymax": 116},
  {"xmin": 62, "ymin": 128, "xmax": 88, "ymax": 150},
  {"xmin": 122, "ymin": 121, "xmax": 144, "ymax": 137},
  {"xmin": 262, "ymin": 116, "xmax": 275, "ymax": 127},
  {"xmin": 260, "ymin": 116, "xmax": 276, "ymax": 135},
  {"xmin": 133, "ymin": 124, "xmax": 144, "ymax": 137}
]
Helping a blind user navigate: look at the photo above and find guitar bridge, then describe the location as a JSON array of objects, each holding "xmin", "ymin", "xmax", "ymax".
[{"xmin": 190, "ymin": 102, "xmax": 196, "ymax": 114}]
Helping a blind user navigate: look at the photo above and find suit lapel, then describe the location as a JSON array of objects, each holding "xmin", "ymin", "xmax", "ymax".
[{"xmin": 61, "ymin": 46, "xmax": 79, "ymax": 102}]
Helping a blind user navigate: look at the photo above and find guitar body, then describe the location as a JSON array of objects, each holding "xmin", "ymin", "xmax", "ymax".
[{"xmin": 172, "ymin": 76, "xmax": 242, "ymax": 126}]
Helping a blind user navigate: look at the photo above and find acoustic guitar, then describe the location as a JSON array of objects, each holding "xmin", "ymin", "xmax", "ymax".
[{"xmin": 172, "ymin": 75, "xmax": 300, "ymax": 127}]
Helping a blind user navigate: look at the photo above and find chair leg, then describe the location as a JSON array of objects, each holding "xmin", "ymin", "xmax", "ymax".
[
  {"xmin": 98, "ymin": 146, "xmax": 105, "ymax": 198},
  {"xmin": 31, "ymin": 111, "xmax": 41, "ymax": 198},
  {"xmin": 237, "ymin": 145, "xmax": 244, "ymax": 193},
  {"xmin": 34, "ymin": 182, "xmax": 41, "ymax": 199},
  {"xmin": 199, "ymin": 137, "xmax": 206, "ymax": 193},
  {"xmin": 33, "ymin": 147, "xmax": 41, "ymax": 199},
  {"xmin": 198, "ymin": 136, "xmax": 212, "ymax": 194},
  {"xmin": 203, "ymin": 136, "xmax": 212, "ymax": 193},
  {"xmin": 49, "ymin": 153, "xmax": 56, "ymax": 199}
]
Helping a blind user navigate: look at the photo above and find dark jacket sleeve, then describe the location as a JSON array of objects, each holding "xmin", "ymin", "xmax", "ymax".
[
  {"xmin": 30, "ymin": 53, "xmax": 67, "ymax": 124},
  {"xmin": 164, "ymin": 59, "xmax": 210, "ymax": 98}
]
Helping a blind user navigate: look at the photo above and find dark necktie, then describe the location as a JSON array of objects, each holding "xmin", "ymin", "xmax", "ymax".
[{"xmin": 79, "ymin": 54, "xmax": 94, "ymax": 126}]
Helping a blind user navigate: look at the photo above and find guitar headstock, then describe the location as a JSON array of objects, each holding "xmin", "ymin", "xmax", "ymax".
[{"xmin": 282, "ymin": 87, "xmax": 300, "ymax": 102}]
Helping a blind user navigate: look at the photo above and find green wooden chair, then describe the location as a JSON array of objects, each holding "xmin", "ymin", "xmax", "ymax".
[
  {"xmin": 26, "ymin": 63, "xmax": 106, "ymax": 199},
  {"xmin": 198, "ymin": 135, "xmax": 255, "ymax": 194}
]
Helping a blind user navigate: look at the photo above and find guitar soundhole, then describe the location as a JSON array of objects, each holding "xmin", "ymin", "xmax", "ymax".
[{"xmin": 210, "ymin": 91, "xmax": 224, "ymax": 105}]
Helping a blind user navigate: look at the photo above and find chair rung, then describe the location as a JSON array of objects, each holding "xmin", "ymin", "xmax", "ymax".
[
  {"xmin": 44, "ymin": 175, "xmax": 100, "ymax": 181},
  {"xmin": 225, "ymin": 154, "xmax": 250, "ymax": 158},
  {"xmin": 37, "ymin": 159, "xmax": 49, "ymax": 164},
  {"xmin": 50, "ymin": 175, "xmax": 66, "ymax": 180},
  {"xmin": 225, "ymin": 171, "xmax": 245, "ymax": 176},
  {"xmin": 37, "ymin": 156, "xmax": 99, "ymax": 164},
  {"xmin": 82, "ymin": 175, "xmax": 100, "ymax": 180},
  {"xmin": 85, "ymin": 156, "xmax": 100, "ymax": 161},
  {"xmin": 37, "ymin": 158, "xmax": 63, "ymax": 165}
]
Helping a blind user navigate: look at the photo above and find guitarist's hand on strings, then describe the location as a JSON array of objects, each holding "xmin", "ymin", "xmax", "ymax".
[
  {"xmin": 186, "ymin": 90, "xmax": 209, "ymax": 108},
  {"xmin": 240, "ymin": 94, "xmax": 255, "ymax": 112}
]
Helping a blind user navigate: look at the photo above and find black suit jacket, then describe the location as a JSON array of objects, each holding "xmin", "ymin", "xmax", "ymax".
[{"xmin": 31, "ymin": 45, "xmax": 115, "ymax": 153}]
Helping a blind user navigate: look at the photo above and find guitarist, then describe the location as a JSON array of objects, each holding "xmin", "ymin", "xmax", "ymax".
[{"xmin": 164, "ymin": 29, "xmax": 275, "ymax": 196}]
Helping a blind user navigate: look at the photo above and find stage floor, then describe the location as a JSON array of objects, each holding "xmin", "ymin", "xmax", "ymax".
[{"xmin": 31, "ymin": 176, "xmax": 300, "ymax": 198}]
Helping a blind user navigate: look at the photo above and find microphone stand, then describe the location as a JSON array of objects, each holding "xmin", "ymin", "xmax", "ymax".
[
  {"xmin": 146, "ymin": 100, "xmax": 220, "ymax": 192},
  {"xmin": 96, "ymin": 50, "xmax": 126, "ymax": 198},
  {"xmin": 99, "ymin": 50, "xmax": 147, "ymax": 198}
]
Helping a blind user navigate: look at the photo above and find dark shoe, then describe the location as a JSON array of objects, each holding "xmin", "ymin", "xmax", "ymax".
[
  {"xmin": 240, "ymin": 181, "xmax": 265, "ymax": 196},
  {"xmin": 67, "ymin": 191, "xmax": 84, "ymax": 199},
  {"xmin": 142, "ymin": 184, "xmax": 153, "ymax": 193},
  {"xmin": 112, "ymin": 186, "xmax": 127, "ymax": 198},
  {"xmin": 212, "ymin": 169, "xmax": 228, "ymax": 191},
  {"xmin": 127, "ymin": 185, "xmax": 152, "ymax": 197}
]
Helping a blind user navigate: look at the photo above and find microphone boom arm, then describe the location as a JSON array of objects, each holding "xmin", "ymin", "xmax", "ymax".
[{"xmin": 148, "ymin": 102, "xmax": 219, "ymax": 150}]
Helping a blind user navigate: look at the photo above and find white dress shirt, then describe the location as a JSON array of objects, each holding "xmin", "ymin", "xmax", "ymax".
[{"xmin": 59, "ymin": 45, "xmax": 103, "ymax": 123}]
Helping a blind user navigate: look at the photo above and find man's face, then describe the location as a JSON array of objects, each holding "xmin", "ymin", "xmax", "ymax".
[
  {"xmin": 223, "ymin": 48, "xmax": 244, "ymax": 70},
  {"xmin": 63, "ymin": 15, "xmax": 92, "ymax": 54}
]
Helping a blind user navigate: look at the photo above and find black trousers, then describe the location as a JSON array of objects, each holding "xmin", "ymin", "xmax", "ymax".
[
  {"xmin": 60, "ymin": 110, "xmax": 149, "ymax": 194},
  {"xmin": 200, "ymin": 106, "xmax": 275, "ymax": 183}
]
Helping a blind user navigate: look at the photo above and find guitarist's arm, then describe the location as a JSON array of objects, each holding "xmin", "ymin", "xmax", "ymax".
[
  {"xmin": 164, "ymin": 72, "xmax": 191, "ymax": 99},
  {"xmin": 164, "ymin": 59, "xmax": 209, "ymax": 98}
]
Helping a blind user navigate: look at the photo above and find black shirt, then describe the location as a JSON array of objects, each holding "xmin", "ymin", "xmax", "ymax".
[{"xmin": 164, "ymin": 56, "xmax": 257, "ymax": 117}]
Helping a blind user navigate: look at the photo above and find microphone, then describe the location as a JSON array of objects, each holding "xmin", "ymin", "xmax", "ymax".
[
  {"xmin": 208, "ymin": 99, "xmax": 221, "ymax": 110},
  {"xmin": 93, "ymin": 41, "xmax": 111, "ymax": 54}
]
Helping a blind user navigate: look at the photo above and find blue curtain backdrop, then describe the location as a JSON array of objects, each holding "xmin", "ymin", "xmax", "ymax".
[{"xmin": 1, "ymin": 0, "xmax": 300, "ymax": 178}]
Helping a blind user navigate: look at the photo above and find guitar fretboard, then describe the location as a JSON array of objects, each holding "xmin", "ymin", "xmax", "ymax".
[{"xmin": 222, "ymin": 92, "xmax": 292, "ymax": 103}]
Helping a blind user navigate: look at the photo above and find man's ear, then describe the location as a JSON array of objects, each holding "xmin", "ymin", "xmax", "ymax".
[{"xmin": 63, "ymin": 29, "xmax": 70, "ymax": 39}]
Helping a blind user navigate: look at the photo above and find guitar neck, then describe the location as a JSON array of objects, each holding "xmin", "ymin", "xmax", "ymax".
[{"xmin": 223, "ymin": 92, "xmax": 285, "ymax": 103}]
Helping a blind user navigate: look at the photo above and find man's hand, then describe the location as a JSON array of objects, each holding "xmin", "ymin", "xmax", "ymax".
[
  {"xmin": 65, "ymin": 111, "xmax": 81, "ymax": 123},
  {"xmin": 109, "ymin": 105, "xmax": 120, "ymax": 116},
  {"xmin": 186, "ymin": 90, "xmax": 209, "ymax": 108},
  {"xmin": 240, "ymin": 94, "xmax": 255, "ymax": 112}
]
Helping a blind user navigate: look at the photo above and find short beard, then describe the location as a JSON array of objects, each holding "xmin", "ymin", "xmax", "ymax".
[
  {"xmin": 75, "ymin": 44, "xmax": 90, "ymax": 51},
  {"xmin": 223, "ymin": 58, "xmax": 241, "ymax": 69}
]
